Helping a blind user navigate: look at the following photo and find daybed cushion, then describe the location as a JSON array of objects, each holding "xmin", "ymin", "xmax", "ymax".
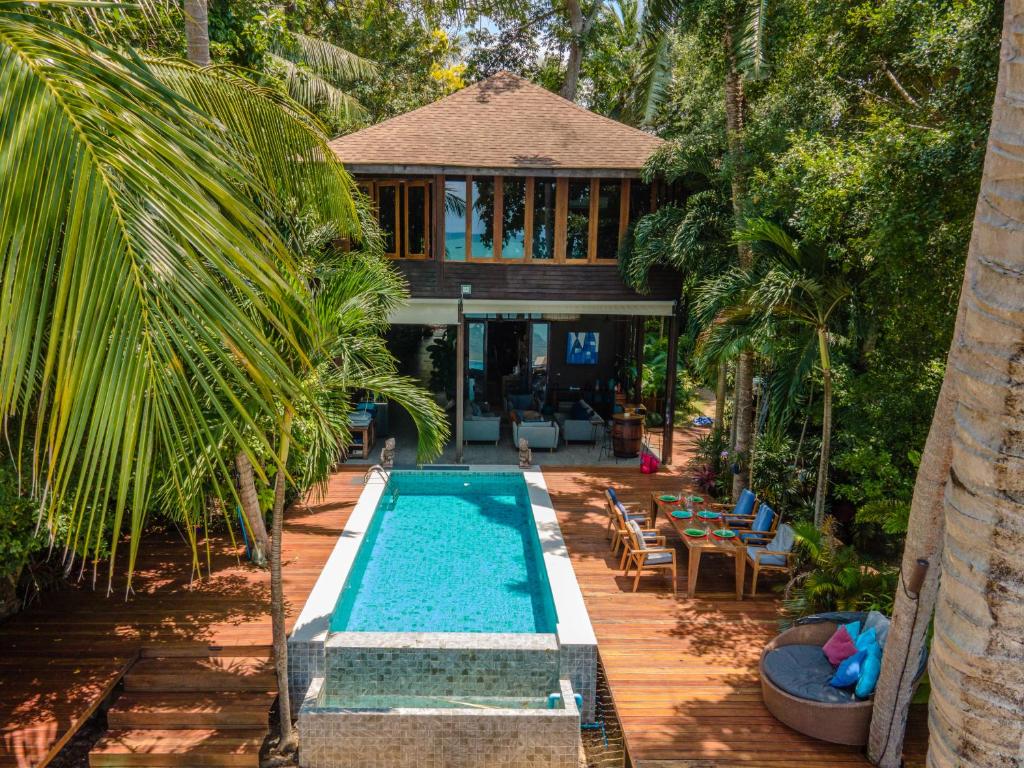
[
  {"xmin": 762, "ymin": 645, "xmax": 856, "ymax": 704},
  {"xmin": 823, "ymin": 626, "xmax": 858, "ymax": 666}
]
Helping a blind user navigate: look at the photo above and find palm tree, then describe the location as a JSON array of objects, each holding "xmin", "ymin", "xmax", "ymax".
[
  {"xmin": 183, "ymin": 0, "xmax": 209, "ymax": 65},
  {"xmin": 869, "ymin": 2, "xmax": 1024, "ymax": 765},
  {"xmin": 697, "ymin": 218, "xmax": 854, "ymax": 528}
]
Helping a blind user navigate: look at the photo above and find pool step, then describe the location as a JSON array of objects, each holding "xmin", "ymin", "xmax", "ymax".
[
  {"xmin": 124, "ymin": 656, "xmax": 276, "ymax": 692},
  {"xmin": 89, "ymin": 728, "xmax": 264, "ymax": 767},
  {"xmin": 107, "ymin": 691, "xmax": 275, "ymax": 729}
]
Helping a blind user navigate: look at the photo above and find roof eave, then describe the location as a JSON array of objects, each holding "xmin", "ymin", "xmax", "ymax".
[{"xmin": 336, "ymin": 162, "xmax": 650, "ymax": 178}]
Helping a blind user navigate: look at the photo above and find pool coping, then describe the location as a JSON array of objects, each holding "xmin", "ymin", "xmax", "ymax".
[{"xmin": 289, "ymin": 465, "xmax": 597, "ymax": 648}]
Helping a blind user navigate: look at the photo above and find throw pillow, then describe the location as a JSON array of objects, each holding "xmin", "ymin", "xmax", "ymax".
[
  {"xmin": 864, "ymin": 611, "xmax": 891, "ymax": 649},
  {"xmin": 823, "ymin": 626, "xmax": 858, "ymax": 666},
  {"xmin": 844, "ymin": 620, "xmax": 861, "ymax": 643},
  {"xmin": 854, "ymin": 627, "xmax": 878, "ymax": 654},
  {"xmin": 830, "ymin": 649, "xmax": 867, "ymax": 688},
  {"xmin": 855, "ymin": 651, "xmax": 882, "ymax": 698},
  {"xmin": 523, "ymin": 409, "xmax": 542, "ymax": 421}
]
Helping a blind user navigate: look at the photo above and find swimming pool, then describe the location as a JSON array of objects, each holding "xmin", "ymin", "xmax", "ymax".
[{"xmin": 330, "ymin": 472, "xmax": 556, "ymax": 634}]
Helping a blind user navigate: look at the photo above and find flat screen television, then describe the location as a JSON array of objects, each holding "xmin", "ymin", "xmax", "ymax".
[{"xmin": 566, "ymin": 331, "xmax": 599, "ymax": 365}]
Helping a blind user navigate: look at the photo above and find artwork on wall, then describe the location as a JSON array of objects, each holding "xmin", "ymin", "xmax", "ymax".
[{"xmin": 566, "ymin": 331, "xmax": 600, "ymax": 365}]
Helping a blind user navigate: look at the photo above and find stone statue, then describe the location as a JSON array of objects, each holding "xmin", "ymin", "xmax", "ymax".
[
  {"xmin": 518, "ymin": 438, "xmax": 532, "ymax": 469},
  {"xmin": 380, "ymin": 437, "xmax": 396, "ymax": 469}
]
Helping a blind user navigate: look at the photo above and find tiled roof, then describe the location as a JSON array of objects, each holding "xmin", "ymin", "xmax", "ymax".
[{"xmin": 328, "ymin": 71, "xmax": 665, "ymax": 174}]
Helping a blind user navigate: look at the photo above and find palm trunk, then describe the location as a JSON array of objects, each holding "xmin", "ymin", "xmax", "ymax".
[
  {"xmin": 723, "ymin": 28, "xmax": 755, "ymax": 501},
  {"xmin": 812, "ymin": 329, "xmax": 831, "ymax": 528},
  {"xmin": 183, "ymin": 0, "xmax": 211, "ymax": 66},
  {"xmin": 235, "ymin": 452, "xmax": 269, "ymax": 566},
  {"xmin": 271, "ymin": 412, "xmax": 295, "ymax": 750},
  {"xmin": 559, "ymin": 0, "xmax": 599, "ymax": 101},
  {"xmin": 714, "ymin": 363, "xmax": 727, "ymax": 426},
  {"xmin": 922, "ymin": 5, "xmax": 1023, "ymax": 764}
]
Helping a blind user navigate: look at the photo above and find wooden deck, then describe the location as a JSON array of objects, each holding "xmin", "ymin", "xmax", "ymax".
[{"xmin": 0, "ymin": 429, "xmax": 926, "ymax": 767}]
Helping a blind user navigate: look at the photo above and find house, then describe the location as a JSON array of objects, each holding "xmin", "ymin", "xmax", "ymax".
[{"xmin": 329, "ymin": 71, "xmax": 683, "ymax": 462}]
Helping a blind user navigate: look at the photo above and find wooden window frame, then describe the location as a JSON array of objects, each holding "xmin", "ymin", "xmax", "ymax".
[
  {"xmin": 403, "ymin": 180, "xmax": 430, "ymax": 260},
  {"xmin": 375, "ymin": 180, "xmax": 401, "ymax": 259}
]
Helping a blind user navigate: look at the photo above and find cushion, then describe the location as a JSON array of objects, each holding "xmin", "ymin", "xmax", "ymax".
[
  {"xmin": 844, "ymin": 620, "xmax": 861, "ymax": 643},
  {"xmin": 607, "ymin": 488, "xmax": 619, "ymax": 504},
  {"xmin": 747, "ymin": 546, "xmax": 787, "ymax": 567},
  {"xmin": 644, "ymin": 551, "xmax": 673, "ymax": 565},
  {"xmin": 854, "ymin": 627, "xmax": 878, "ymax": 655},
  {"xmin": 767, "ymin": 524, "xmax": 796, "ymax": 553},
  {"xmin": 822, "ymin": 626, "xmax": 858, "ymax": 666},
  {"xmin": 734, "ymin": 488, "xmax": 757, "ymax": 518},
  {"xmin": 831, "ymin": 650, "xmax": 867, "ymax": 688},
  {"xmin": 570, "ymin": 401, "xmax": 589, "ymax": 420},
  {"xmin": 627, "ymin": 520, "xmax": 647, "ymax": 550},
  {"xmin": 864, "ymin": 611, "xmax": 891, "ymax": 649},
  {"xmin": 751, "ymin": 503, "xmax": 774, "ymax": 532},
  {"xmin": 762, "ymin": 645, "xmax": 856, "ymax": 704},
  {"xmin": 523, "ymin": 409, "xmax": 542, "ymax": 421},
  {"xmin": 855, "ymin": 650, "xmax": 882, "ymax": 698}
]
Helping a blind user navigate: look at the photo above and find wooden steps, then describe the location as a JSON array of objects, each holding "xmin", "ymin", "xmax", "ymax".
[
  {"xmin": 89, "ymin": 729, "xmax": 265, "ymax": 767},
  {"xmin": 90, "ymin": 652, "xmax": 273, "ymax": 768}
]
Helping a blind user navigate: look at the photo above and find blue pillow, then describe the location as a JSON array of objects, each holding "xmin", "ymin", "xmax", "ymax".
[
  {"xmin": 844, "ymin": 621, "xmax": 861, "ymax": 643},
  {"xmin": 855, "ymin": 650, "xmax": 882, "ymax": 698},
  {"xmin": 608, "ymin": 488, "xmax": 619, "ymax": 504},
  {"xmin": 830, "ymin": 649, "xmax": 867, "ymax": 688},
  {"xmin": 855, "ymin": 627, "xmax": 877, "ymax": 653}
]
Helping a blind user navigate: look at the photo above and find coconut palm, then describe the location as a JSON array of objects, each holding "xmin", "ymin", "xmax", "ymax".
[
  {"xmin": 868, "ymin": 2, "xmax": 1024, "ymax": 765},
  {"xmin": 696, "ymin": 218, "xmax": 855, "ymax": 528}
]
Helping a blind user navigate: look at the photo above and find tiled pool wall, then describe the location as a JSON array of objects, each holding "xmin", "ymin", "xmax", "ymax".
[
  {"xmin": 298, "ymin": 678, "xmax": 581, "ymax": 768},
  {"xmin": 288, "ymin": 468, "xmax": 598, "ymax": 721}
]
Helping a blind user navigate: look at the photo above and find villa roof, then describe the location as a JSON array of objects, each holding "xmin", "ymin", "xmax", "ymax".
[{"xmin": 328, "ymin": 71, "xmax": 665, "ymax": 176}]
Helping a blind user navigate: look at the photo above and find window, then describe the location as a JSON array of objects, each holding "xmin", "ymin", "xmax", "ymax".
[
  {"xmin": 405, "ymin": 182, "xmax": 429, "ymax": 258},
  {"xmin": 445, "ymin": 178, "xmax": 468, "ymax": 261},
  {"xmin": 376, "ymin": 182, "xmax": 399, "ymax": 257},
  {"xmin": 531, "ymin": 179, "xmax": 557, "ymax": 260},
  {"xmin": 530, "ymin": 322, "xmax": 549, "ymax": 399},
  {"xmin": 501, "ymin": 178, "xmax": 527, "ymax": 259},
  {"xmin": 595, "ymin": 180, "xmax": 622, "ymax": 260},
  {"xmin": 468, "ymin": 322, "xmax": 486, "ymax": 372},
  {"xmin": 565, "ymin": 181, "xmax": 590, "ymax": 260},
  {"xmin": 628, "ymin": 180, "xmax": 653, "ymax": 227},
  {"xmin": 470, "ymin": 177, "xmax": 495, "ymax": 258}
]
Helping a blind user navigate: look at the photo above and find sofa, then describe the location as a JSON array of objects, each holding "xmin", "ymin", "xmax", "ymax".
[
  {"xmin": 463, "ymin": 414, "xmax": 501, "ymax": 444},
  {"xmin": 512, "ymin": 419, "xmax": 560, "ymax": 451},
  {"xmin": 556, "ymin": 399, "xmax": 604, "ymax": 444}
]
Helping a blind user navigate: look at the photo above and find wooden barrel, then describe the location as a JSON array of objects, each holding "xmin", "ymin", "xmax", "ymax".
[{"xmin": 612, "ymin": 413, "xmax": 644, "ymax": 458}]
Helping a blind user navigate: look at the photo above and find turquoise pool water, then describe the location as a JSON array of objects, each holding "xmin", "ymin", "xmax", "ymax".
[{"xmin": 330, "ymin": 472, "xmax": 557, "ymax": 633}]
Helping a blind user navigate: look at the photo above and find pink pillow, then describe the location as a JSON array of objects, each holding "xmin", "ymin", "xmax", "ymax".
[{"xmin": 822, "ymin": 626, "xmax": 858, "ymax": 666}]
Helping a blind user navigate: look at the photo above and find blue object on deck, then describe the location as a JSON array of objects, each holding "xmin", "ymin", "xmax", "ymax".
[{"xmin": 236, "ymin": 505, "xmax": 252, "ymax": 560}]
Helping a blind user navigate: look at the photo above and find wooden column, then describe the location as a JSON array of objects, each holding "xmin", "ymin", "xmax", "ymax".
[
  {"xmin": 455, "ymin": 301, "xmax": 465, "ymax": 463},
  {"xmin": 663, "ymin": 309, "xmax": 680, "ymax": 465},
  {"xmin": 632, "ymin": 318, "xmax": 644, "ymax": 405},
  {"xmin": 432, "ymin": 174, "xmax": 445, "ymax": 270}
]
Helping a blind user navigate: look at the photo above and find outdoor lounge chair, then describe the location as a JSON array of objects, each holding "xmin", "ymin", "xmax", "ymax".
[
  {"xmin": 604, "ymin": 489, "xmax": 654, "ymax": 544},
  {"xmin": 744, "ymin": 522, "xmax": 796, "ymax": 595},
  {"xmin": 622, "ymin": 520, "xmax": 676, "ymax": 593}
]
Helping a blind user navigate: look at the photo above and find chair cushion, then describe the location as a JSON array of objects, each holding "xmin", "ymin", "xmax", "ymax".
[
  {"xmin": 767, "ymin": 523, "xmax": 796, "ymax": 553},
  {"xmin": 751, "ymin": 503, "xmax": 774, "ymax": 532},
  {"xmin": 822, "ymin": 625, "xmax": 858, "ymax": 665},
  {"xmin": 570, "ymin": 401, "xmax": 589, "ymax": 420},
  {"xmin": 830, "ymin": 649, "xmax": 868, "ymax": 688},
  {"xmin": 644, "ymin": 551, "xmax": 673, "ymax": 565},
  {"xmin": 763, "ymin": 645, "xmax": 856, "ymax": 704},
  {"xmin": 734, "ymin": 488, "xmax": 757, "ymax": 518},
  {"xmin": 627, "ymin": 520, "xmax": 647, "ymax": 550},
  {"xmin": 747, "ymin": 546, "xmax": 787, "ymax": 567}
]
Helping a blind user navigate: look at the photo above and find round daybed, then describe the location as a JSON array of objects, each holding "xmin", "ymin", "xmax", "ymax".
[{"xmin": 759, "ymin": 611, "xmax": 926, "ymax": 746}]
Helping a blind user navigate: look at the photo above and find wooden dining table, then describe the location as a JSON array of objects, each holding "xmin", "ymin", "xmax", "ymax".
[{"xmin": 657, "ymin": 500, "xmax": 746, "ymax": 600}]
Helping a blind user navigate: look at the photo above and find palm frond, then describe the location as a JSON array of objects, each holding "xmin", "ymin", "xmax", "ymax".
[
  {"xmin": 291, "ymin": 32, "xmax": 377, "ymax": 82},
  {"xmin": 735, "ymin": 0, "xmax": 769, "ymax": 81},
  {"xmin": 269, "ymin": 53, "xmax": 368, "ymax": 124},
  {"xmin": 0, "ymin": 8, "xmax": 307, "ymax": 587},
  {"xmin": 148, "ymin": 59, "xmax": 360, "ymax": 236}
]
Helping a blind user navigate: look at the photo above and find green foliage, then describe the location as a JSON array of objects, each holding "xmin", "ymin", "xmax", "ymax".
[
  {"xmin": 784, "ymin": 520, "xmax": 899, "ymax": 618},
  {"xmin": 0, "ymin": 462, "xmax": 48, "ymax": 582},
  {"xmin": 749, "ymin": 429, "xmax": 813, "ymax": 520},
  {"xmin": 427, "ymin": 329, "xmax": 457, "ymax": 396},
  {"xmin": 692, "ymin": 427, "xmax": 730, "ymax": 497}
]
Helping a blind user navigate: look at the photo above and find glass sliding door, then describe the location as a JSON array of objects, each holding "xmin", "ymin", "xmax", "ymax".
[
  {"xmin": 531, "ymin": 178, "xmax": 557, "ymax": 260},
  {"xmin": 565, "ymin": 180, "xmax": 590, "ymax": 260},
  {"xmin": 501, "ymin": 178, "xmax": 527, "ymax": 259},
  {"xmin": 595, "ymin": 180, "xmax": 622, "ymax": 260},
  {"xmin": 530, "ymin": 322, "xmax": 550, "ymax": 402},
  {"xmin": 404, "ymin": 181, "xmax": 429, "ymax": 258},
  {"xmin": 444, "ymin": 177, "xmax": 468, "ymax": 261}
]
